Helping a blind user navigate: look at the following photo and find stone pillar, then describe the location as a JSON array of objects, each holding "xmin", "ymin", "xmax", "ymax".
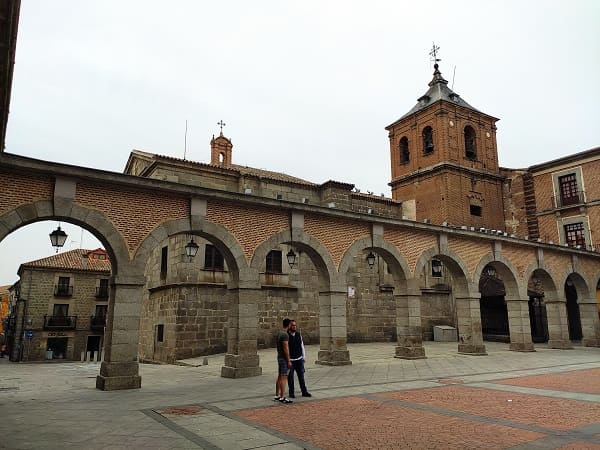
[
  {"xmin": 545, "ymin": 299, "xmax": 573, "ymax": 349},
  {"xmin": 394, "ymin": 282, "xmax": 426, "ymax": 359},
  {"xmin": 455, "ymin": 296, "xmax": 487, "ymax": 355},
  {"xmin": 96, "ymin": 276, "xmax": 144, "ymax": 390},
  {"xmin": 506, "ymin": 297, "xmax": 535, "ymax": 352},
  {"xmin": 580, "ymin": 297, "xmax": 600, "ymax": 347},
  {"xmin": 316, "ymin": 290, "xmax": 351, "ymax": 365},
  {"xmin": 221, "ymin": 287, "xmax": 262, "ymax": 378}
]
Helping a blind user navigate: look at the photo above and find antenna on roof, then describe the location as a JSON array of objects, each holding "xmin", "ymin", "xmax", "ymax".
[
  {"xmin": 451, "ymin": 66, "xmax": 456, "ymax": 90},
  {"xmin": 183, "ymin": 120, "xmax": 188, "ymax": 160}
]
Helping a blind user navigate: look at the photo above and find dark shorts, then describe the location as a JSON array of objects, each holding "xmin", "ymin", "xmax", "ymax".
[{"xmin": 277, "ymin": 357, "xmax": 290, "ymax": 376}]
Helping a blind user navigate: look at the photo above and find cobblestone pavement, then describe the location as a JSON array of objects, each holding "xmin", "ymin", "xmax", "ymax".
[{"xmin": 1, "ymin": 342, "xmax": 599, "ymax": 449}]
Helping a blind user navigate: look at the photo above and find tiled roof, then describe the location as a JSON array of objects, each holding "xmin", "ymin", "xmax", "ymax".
[
  {"xmin": 20, "ymin": 249, "xmax": 111, "ymax": 273},
  {"xmin": 387, "ymin": 64, "xmax": 496, "ymax": 128},
  {"xmin": 129, "ymin": 150, "xmax": 318, "ymax": 187}
]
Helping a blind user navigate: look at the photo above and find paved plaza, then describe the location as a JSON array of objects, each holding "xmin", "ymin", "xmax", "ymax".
[{"xmin": 1, "ymin": 342, "xmax": 599, "ymax": 449}]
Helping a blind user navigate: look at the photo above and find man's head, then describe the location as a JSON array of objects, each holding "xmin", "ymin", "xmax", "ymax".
[
  {"xmin": 288, "ymin": 320, "xmax": 297, "ymax": 333},
  {"xmin": 282, "ymin": 318, "xmax": 291, "ymax": 329}
]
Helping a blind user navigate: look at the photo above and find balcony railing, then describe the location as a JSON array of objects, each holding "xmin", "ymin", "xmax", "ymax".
[
  {"xmin": 95, "ymin": 286, "xmax": 109, "ymax": 298},
  {"xmin": 54, "ymin": 285, "xmax": 73, "ymax": 297},
  {"xmin": 90, "ymin": 315, "xmax": 106, "ymax": 331},
  {"xmin": 43, "ymin": 315, "xmax": 77, "ymax": 330},
  {"xmin": 554, "ymin": 191, "xmax": 585, "ymax": 208}
]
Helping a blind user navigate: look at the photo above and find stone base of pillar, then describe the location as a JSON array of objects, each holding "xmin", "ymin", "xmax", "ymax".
[
  {"xmin": 315, "ymin": 350, "xmax": 352, "ymax": 366},
  {"xmin": 509, "ymin": 342, "xmax": 535, "ymax": 352},
  {"xmin": 582, "ymin": 337, "xmax": 600, "ymax": 347},
  {"xmin": 394, "ymin": 345, "xmax": 426, "ymax": 359},
  {"xmin": 458, "ymin": 344, "xmax": 487, "ymax": 355},
  {"xmin": 96, "ymin": 375, "xmax": 141, "ymax": 390},
  {"xmin": 96, "ymin": 361, "xmax": 141, "ymax": 390},
  {"xmin": 221, "ymin": 353, "xmax": 262, "ymax": 378},
  {"xmin": 547, "ymin": 340, "xmax": 573, "ymax": 349}
]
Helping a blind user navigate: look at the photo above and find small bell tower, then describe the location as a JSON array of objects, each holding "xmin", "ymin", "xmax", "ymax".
[
  {"xmin": 210, "ymin": 120, "xmax": 232, "ymax": 167},
  {"xmin": 386, "ymin": 45, "xmax": 504, "ymax": 230}
]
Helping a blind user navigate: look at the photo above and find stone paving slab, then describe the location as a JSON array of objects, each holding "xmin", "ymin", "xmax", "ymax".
[
  {"xmin": 1, "ymin": 342, "xmax": 600, "ymax": 449},
  {"xmin": 494, "ymin": 367, "xmax": 600, "ymax": 394}
]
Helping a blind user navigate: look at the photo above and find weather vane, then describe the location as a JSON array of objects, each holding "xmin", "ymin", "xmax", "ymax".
[
  {"xmin": 429, "ymin": 42, "xmax": 441, "ymax": 65},
  {"xmin": 217, "ymin": 120, "xmax": 226, "ymax": 133}
]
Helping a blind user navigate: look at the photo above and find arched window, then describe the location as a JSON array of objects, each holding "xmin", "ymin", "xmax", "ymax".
[
  {"xmin": 422, "ymin": 126, "xmax": 434, "ymax": 154},
  {"xmin": 399, "ymin": 137, "xmax": 409, "ymax": 164},
  {"xmin": 464, "ymin": 126, "xmax": 477, "ymax": 160}
]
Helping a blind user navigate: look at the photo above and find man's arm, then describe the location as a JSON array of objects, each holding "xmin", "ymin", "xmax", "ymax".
[
  {"xmin": 282, "ymin": 341, "xmax": 292, "ymax": 368},
  {"xmin": 300, "ymin": 335, "xmax": 306, "ymax": 361}
]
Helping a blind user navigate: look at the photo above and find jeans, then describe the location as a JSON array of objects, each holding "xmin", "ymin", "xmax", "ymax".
[{"xmin": 288, "ymin": 359, "xmax": 308, "ymax": 395}]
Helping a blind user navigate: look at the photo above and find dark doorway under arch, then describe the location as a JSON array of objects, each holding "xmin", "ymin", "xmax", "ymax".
[
  {"xmin": 565, "ymin": 281, "xmax": 582, "ymax": 341},
  {"xmin": 479, "ymin": 269, "xmax": 509, "ymax": 342}
]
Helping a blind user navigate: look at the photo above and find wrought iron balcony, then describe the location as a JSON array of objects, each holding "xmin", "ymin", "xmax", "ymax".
[
  {"xmin": 54, "ymin": 285, "xmax": 73, "ymax": 297},
  {"xmin": 554, "ymin": 191, "xmax": 585, "ymax": 208},
  {"xmin": 95, "ymin": 286, "xmax": 109, "ymax": 299},
  {"xmin": 90, "ymin": 315, "xmax": 106, "ymax": 331},
  {"xmin": 43, "ymin": 315, "xmax": 77, "ymax": 330}
]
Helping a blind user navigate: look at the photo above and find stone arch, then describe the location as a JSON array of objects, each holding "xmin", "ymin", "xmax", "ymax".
[
  {"xmin": 0, "ymin": 200, "xmax": 130, "ymax": 274},
  {"xmin": 0, "ymin": 200, "xmax": 143, "ymax": 390},
  {"xmin": 414, "ymin": 247, "xmax": 471, "ymax": 294},
  {"xmin": 475, "ymin": 253, "xmax": 533, "ymax": 351},
  {"xmin": 474, "ymin": 253, "xmax": 520, "ymax": 297},
  {"xmin": 250, "ymin": 229, "xmax": 338, "ymax": 289},
  {"xmin": 133, "ymin": 217, "xmax": 249, "ymax": 287},
  {"xmin": 338, "ymin": 236, "xmax": 410, "ymax": 291},
  {"xmin": 338, "ymin": 235, "xmax": 424, "ymax": 359},
  {"xmin": 251, "ymin": 229, "xmax": 351, "ymax": 366},
  {"xmin": 523, "ymin": 264, "xmax": 572, "ymax": 349},
  {"xmin": 415, "ymin": 247, "xmax": 485, "ymax": 355}
]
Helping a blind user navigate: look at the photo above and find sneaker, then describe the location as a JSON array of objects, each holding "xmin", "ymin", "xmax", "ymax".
[
  {"xmin": 302, "ymin": 392, "xmax": 312, "ymax": 397},
  {"xmin": 279, "ymin": 397, "xmax": 293, "ymax": 404},
  {"xmin": 288, "ymin": 393, "xmax": 295, "ymax": 398},
  {"xmin": 272, "ymin": 396, "xmax": 281, "ymax": 402}
]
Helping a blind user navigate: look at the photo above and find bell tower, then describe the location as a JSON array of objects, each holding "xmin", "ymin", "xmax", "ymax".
[
  {"xmin": 386, "ymin": 47, "xmax": 505, "ymax": 230},
  {"xmin": 210, "ymin": 120, "xmax": 232, "ymax": 167}
]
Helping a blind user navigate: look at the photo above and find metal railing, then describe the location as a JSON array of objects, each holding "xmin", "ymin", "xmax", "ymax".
[
  {"xmin": 554, "ymin": 191, "xmax": 585, "ymax": 208},
  {"xmin": 90, "ymin": 315, "xmax": 106, "ymax": 331},
  {"xmin": 95, "ymin": 286, "xmax": 109, "ymax": 298},
  {"xmin": 54, "ymin": 285, "xmax": 73, "ymax": 297},
  {"xmin": 43, "ymin": 315, "xmax": 77, "ymax": 330}
]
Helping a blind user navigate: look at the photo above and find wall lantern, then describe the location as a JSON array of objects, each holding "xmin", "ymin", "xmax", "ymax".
[
  {"xmin": 49, "ymin": 226, "xmax": 68, "ymax": 253},
  {"xmin": 286, "ymin": 249, "xmax": 297, "ymax": 268},
  {"xmin": 485, "ymin": 266, "xmax": 497, "ymax": 278},
  {"xmin": 184, "ymin": 237, "xmax": 199, "ymax": 260},
  {"xmin": 366, "ymin": 251, "xmax": 376, "ymax": 268}
]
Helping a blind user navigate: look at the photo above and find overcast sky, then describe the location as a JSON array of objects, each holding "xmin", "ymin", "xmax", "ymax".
[{"xmin": 1, "ymin": 0, "xmax": 599, "ymax": 285}]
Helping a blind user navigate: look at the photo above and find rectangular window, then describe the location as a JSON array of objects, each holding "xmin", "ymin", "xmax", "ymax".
[
  {"xmin": 160, "ymin": 246, "xmax": 168, "ymax": 278},
  {"xmin": 470, "ymin": 205, "xmax": 482, "ymax": 216},
  {"xmin": 49, "ymin": 303, "xmax": 71, "ymax": 327},
  {"xmin": 53, "ymin": 303, "xmax": 69, "ymax": 317},
  {"xmin": 204, "ymin": 244, "xmax": 224, "ymax": 270},
  {"xmin": 95, "ymin": 305, "xmax": 107, "ymax": 318},
  {"xmin": 55, "ymin": 277, "xmax": 72, "ymax": 296},
  {"xmin": 156, "ymin": 324, "xmax": 164, "ymax": 343},
  {"xmin": 559, "ymin": 173, "xmax": 579, "ymax": 206},
  {"xmin": 92, "ymin": 305, "xmax": 108, "ymax": 328},
  {"xmin": 266, "ymin": 250, "xmax": 283, "ymax": 274},
  {"xmin": 96, "ymin": 279, "xmax": 109, "ymax": 298},
  {"xmin": 564, "ymin": 222, "xmax": 585, "ymax": 247}
]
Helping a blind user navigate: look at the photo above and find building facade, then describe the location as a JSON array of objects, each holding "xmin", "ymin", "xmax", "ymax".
[
  {"xmin": 6, "ymin": 248, "xmax": 110, "ymax": 362},
  {"xmin": 124, "ymin": 64, "xmax": 600, "ymax": 364}
]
